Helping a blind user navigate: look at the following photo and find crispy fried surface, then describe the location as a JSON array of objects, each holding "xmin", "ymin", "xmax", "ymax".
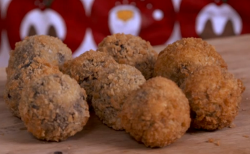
[
  {"xmin": 4, "ymin": 58, "xmax": 59, "ymax": 118},
  {"xmin": 60, "ymin": 50, "xmax": 117, "ymax": 104},
  {"xmin": 180, "ymin": 66, "xmax": 244, "ymax": 130},
  {"xmin": 19, "ymin": 72, "xmax": 89, "ymax": 141},
  {"xmin": 121, "ymin": 77, "xmax": 191, "ymax": 148},
  {"xmin": 6, "ymin": 35, "xmax": 72, "ymax": 78},
  {"xmin": 154, "ymin": 38, "xmax": 227, "ymax": 86},
  {"xmin": 97, "ymin": 33, "xmax": 158, "ymax": 79},
  {"xmin": 92, "ymin": 64, "xmax": 146, "ymax": 130}
]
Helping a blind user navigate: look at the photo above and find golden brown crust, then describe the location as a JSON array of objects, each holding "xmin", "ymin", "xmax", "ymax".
[
  {"xmin": 121, "ymin": 77, "xmax": 191, "ymax": 148},
  {"xmin": 180, "ymin": 66, "xmax": 244, "ymax": 130},
  {"xmin": 92, "ymin": 64, "xmax": 146, "ymax": 130},
  {"xmin": 6, "ymin": 35, "xmax": 72, "ymax": 78},
  {"xmin": 4, "ymin": 58, "xmax": 59, "ymax": 118},
  {"xmin": 97, "ymin": 33, "xmax": 158, "ymax": 79},
  {"xmin": 60, "ymin": 50, "xmax": 117, "ymax": 104},
  {"xmin": 19, "ymin": 72, "xmax": 89, "ymax": 141},
  {"xmin": 154, "ymin": 38, "xmax": 227, "ymax": 86}
]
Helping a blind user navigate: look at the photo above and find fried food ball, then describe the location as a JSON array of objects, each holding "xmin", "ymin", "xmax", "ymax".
[
  {"xmin": 154, "ymin": 38, "xmax": 227, "ymax": 86},
  {"xmin": 19, "ymin": 72, "xmax": 89, "ymax": 141},
  {"xmin": 92, "ymin": 64, "xmax": 146, "ymax": 130},
  {"xmin": 4, "ymin": 58, "xmax": 59, "ymax": 118},
  {"xmin": 97, "ymin": 33, "xmax": 158, "ymax": 79},
  {"xmin": 121, "ymin": 77, "xmax": 191, "ymax": 148},
  {"xmin": 180, "ymin": 66, "xmax": 245, "ymax": 130},
  {"xmin": 60, "ymin": 50, "xmax": 117, "ymax": 104},
  {"xmin": 6, "ymin": 35, "xmax": 72, "ymax": 78}
]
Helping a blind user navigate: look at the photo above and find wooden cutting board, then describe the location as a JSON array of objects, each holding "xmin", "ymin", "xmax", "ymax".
[{"xmin": 0, "ymin": 35, "xmax": 250, "ymax": 154}]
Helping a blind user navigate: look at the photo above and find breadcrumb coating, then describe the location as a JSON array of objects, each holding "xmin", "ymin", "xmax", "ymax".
[
  {"xmin": 60, "ymin": 50, "xmax": 117, "ymax": 104},
  {"xmin": 4, "ymin": 58, "xmax": 59, "ymax": 117},
  {"xmin": 180, "ymin": 66, "xmax": 245, "ymax": 130},
  {"xmin": 97, "ymin": 33, "xmax": 158, "ymax": 79},
  {"xmin": 154, "ymin": 38, "xmax": 227, "ymax": 86},
  {"xmin": 6, "ymin": 35, "xmax": 72, "ymax": 78},
  {"xmin": 92, "ymin": 64, "xmax": 146, "ymax": 130},
  {"xmin": 19, "ymin": 72, "xmax": 89, "ymax": 141},
  {"xmin": 121, "ymin": 77, "xmax": 191, "ymax": 148}
]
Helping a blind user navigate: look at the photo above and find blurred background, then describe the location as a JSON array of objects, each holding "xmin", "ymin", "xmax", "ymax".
[{"xmin": 0, "ymin": 0, "xmax": 249, "ymax": 67}]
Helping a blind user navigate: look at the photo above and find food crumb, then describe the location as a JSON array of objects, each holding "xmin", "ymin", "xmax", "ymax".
[
  {"xmin": 229, "ymin": 123, "xmax": 236, "ymax": 128},
  {"xmin": 207, "ymin": 138, "xmax": 214, "ymax": 143},
  {"xmin": 243, "ymin": 135, "xmax": 249, "ymax": 138},
  {"xmin": 207, "ymin": 138, "xmax": 220, "ymax": 146},
  {"xmin": 215, "ymin": 141, "xmax": 220, "ymax": 146}
]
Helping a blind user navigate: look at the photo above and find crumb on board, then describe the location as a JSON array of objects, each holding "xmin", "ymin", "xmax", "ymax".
[
  {"xmin": 228, "ymin": 123, "xmax": 236, "ymax": 128},
  {"xmin": 207, "ymin": 138, "xmax": 215, "ymax": 143},
  {"xmin": 206, "ymin": 138, "xmax": 220, "ymax": 146},
  {"xmin": 243, "ymin": 135, "xmax": 249, "ymax": 138},
  {"xmin": 215, "ymin": 141, "xmax": 220, "ymax": 146}
]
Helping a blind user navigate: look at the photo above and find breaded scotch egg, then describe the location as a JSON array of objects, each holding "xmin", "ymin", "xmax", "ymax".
[
  {"xmin": 92, "ymin": 64, "xmax": 146, "ymax": 130},
  {"xmin": 121, "ymin": 77, "xmax": 191, "ymax": 148},
  {"xmin": 60, "ymin": 50, "xmax": 117, "ymax": 104},
  {"xmin": 154, "ymin": 38, "xmax": 227, "ymax": 86},
  {"xmin": 180, "ymin": 66, "xmax": 244, "ymax": 130},
  {"xmin": 19, "ymin": 71, "xmax": 89, "ymax": 141},
  {"xmin": 6, "ymin": 35, "xmax": 72, "ymax": 78},
  {"xmin": 4, "ymin": 58, "xmax": 59, "ymax": 118},
  {"xmin": 97, "ymin": 33, "xmax": 158, "ymax": 79}
]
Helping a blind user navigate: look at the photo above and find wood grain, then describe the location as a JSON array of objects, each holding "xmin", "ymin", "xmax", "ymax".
[{"xmin": 0, "ymin": 35, "xmax": 250, "ymax": 154}]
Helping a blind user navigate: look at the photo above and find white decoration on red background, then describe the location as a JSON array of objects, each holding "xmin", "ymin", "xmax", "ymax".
[
  {"xmin": 108, "ymin": 4, "xmax": 141, "ymax": 36},
  {"xmin": 196, "ymin": 3, "xmax": 242, "ymax": 35},
  {"xmin": 73, "ymin": 28, "xmax": 97, "ymax": 58},
  {"xmin": 20, "ymin": 9, "xmax": 66, "ymax": 40},
  {"xmin": 81, "ymin": 0, "xmax": 94, "ymax": 16},
  {"xmin": 153, "ymin": 9, "xmax": 163, "ymax": 21},
  {"xmin": 171, "ymin": 0, "xmax": 182, "ymax": 12},
  {"xmin": 1, "ymin": 0, "xmax": 12, "ymax": 17},
  {"xmin": 0, "ymin": 31, "xmax": 10, "ymax": 67},
  {"xmin": 0, "ymin": 0, "xmax": 12, "ymax": 67},
  {"xmin": 165, "ymin": 22, "xmax": 181, "ymax": 45}
]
